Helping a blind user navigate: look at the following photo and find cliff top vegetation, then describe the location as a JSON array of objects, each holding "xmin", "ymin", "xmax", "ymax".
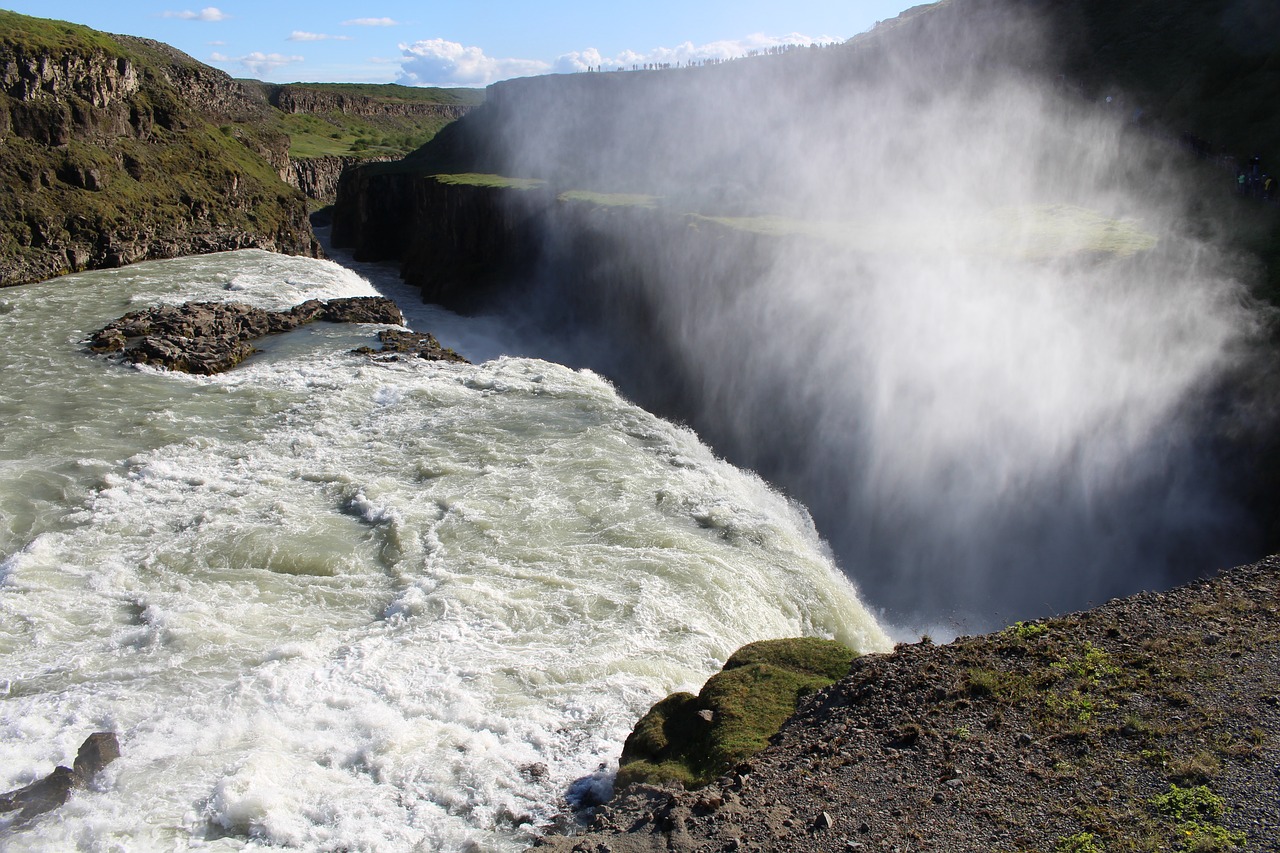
[
  {"xmin": 278, "ymin": 82, "xmax": 484, "ymax": 107},
  {"xmin": 0, "ymin": 10, "xmax": 123, "ymax": 56}
]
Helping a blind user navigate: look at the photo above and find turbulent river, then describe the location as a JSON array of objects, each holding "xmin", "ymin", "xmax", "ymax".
[{"xmin": 0, "ymin": 249, "xmax": 889, "ymax": 851}]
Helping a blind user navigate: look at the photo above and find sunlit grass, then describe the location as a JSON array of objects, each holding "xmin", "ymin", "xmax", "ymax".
[
  {"xmin": 557, "ymin": 190, "xmax": 661, "ymax": 208},
  {"xmin": 432, "ymin": 173, "xmax": 546, "ymax": 190}
]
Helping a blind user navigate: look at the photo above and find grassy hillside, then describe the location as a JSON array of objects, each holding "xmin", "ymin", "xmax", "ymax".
[
  {"xmin": 0, "ymin": 11, "xmax": 316, "ymax": 284},
  {"xmin": 542, "ymin": 557, "xmax": 1280, "ymax": 851},
  {"xmin": 259, "ymin": 82, "xmax": 484, "ymax": 160},
  {"xmin": 274, "ymin": 109, "xmax": 463, "ymax": 159}
]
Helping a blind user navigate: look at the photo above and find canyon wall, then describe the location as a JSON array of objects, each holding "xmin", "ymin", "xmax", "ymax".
[{"xmin": 0, "ymin": 14, "xmax": 318, "ymax": 287}]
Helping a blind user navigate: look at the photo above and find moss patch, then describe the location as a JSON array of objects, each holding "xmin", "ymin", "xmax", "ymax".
[{"xmin": 617, "ymin": 638, "xmax": 858, "ymax": 790}]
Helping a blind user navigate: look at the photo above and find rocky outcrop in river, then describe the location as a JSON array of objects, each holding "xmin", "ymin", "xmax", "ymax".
[
  {"xmin": 88, "ymin": 296, "xmax": 465, "ymax": 374},
  {"xmin": 0, "ymin": 733, "xmax": 119, "ymax": 825}
]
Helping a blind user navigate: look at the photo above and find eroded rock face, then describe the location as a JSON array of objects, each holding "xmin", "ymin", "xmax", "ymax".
[
  {"xmin": 87, "ymin": 296, "xmax": 444, "ymax": 374},
  {"xmin": 287, "ymin": 155, "xmax": 393, "ymax": 205}
]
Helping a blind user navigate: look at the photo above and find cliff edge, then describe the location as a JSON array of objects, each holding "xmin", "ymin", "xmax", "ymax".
[{"xmin": 535, "ymin": 555, "xmax": 1280, "ymax": 851}]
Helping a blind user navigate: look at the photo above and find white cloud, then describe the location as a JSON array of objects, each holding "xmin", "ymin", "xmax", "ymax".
[
  {"xmin": 288, "ymin": 31, "xmax": 352, "ymax": 42},
  {"xmin": 396, "ymin": 33, "xmax": 838, "ymax": 88},
  {"xmin": 554, "ymin": 33, "xmax": 836, "ymax": 73},
  {"xmin": 343, "ymin": 17, "xmax": 399, "ymax": 27},
  {"xmin": 162, "ymin": 7, "xmax": 228, "ymax": 21},
  {"xmin": 397, "ymin": 39, "xmax": 550, "ymax": 87},
  {"xmin": 210, "ymin": 50, "xmax": 305, "ymax": 76}
]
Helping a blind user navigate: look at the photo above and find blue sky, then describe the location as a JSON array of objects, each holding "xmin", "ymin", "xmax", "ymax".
[{"xmin": 1, "ymin": 2, "xmax": 922, "ymax": 86}]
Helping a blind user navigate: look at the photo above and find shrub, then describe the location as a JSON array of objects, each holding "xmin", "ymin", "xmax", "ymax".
[{"xmin": 1055, "ymin": 831, "xmax": 1105, "ymax": 853}]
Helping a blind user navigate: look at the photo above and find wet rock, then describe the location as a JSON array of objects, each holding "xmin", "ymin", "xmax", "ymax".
[
  {"xmin": 72, "ymin": 732, "xmax": 120, "ymax": 785},
  {"xmin": 352, "ymin": 328, "xmax": 468, "ymax": 363},
  {"xmin": 89, "ymin": 296, "xmax": 462, "ymax": 375},
  {"xmin": 0, "ymin": 732, "xmax": 119, "ymax": 824}
]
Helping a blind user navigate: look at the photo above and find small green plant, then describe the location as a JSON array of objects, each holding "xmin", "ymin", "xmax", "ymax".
[
  {"xmin": 1149, "ymin": 785, "xmax": 1246, "ymax": 851},
  {"xmin": 1052, "ymin": 641, "xmax": 1121, "ymax": 683},
  {"xmin": 1045, "ymin": 689, "xmax": 1111, "ymax": 725},
  {"xmin": 1008, "ymin": 620, "xmax": 1050, "ymax": 640},
  {"xmin": 1151, "ymin": 784, "xmax": 1226, "ymax": 823},
  {"xmin": 1180, "ymin": 823, "xmax": 1248, "ymax": 851},
  {"xmin": 1140, "ymin": 747, "xmax": 1170, "ymax": 769},
  {"xmin": 1055, "ymin": 831, "xmax": 1105, "ymax": 853}
]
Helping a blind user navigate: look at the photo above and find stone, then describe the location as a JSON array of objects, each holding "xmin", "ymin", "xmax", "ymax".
[
  {"xmin": 89, "ymin": 297, "xmax": 463, "ymax": 375},
  {"xmin": 813, "ymin": 811, "xmax": 836, "ymax": 831},
  {"xmin": 73, "ymin": 732, "xmax": 120, "ymax": 785},
  {"xmin": 0, "ymin": 732, "xmax": 119, "ymax": 823}
]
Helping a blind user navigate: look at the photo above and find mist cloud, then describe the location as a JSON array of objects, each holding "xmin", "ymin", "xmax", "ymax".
[
  {"xmin": 468, "ymin": 2, "xmax": 1265, "ymax": 627},
  {"xmin": 398, "ymin": 33, "xmax": 839, "ymax": 87}
]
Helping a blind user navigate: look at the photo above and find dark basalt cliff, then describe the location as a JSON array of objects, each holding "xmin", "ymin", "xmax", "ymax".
[
  {"xmin": 0, "ymin": 12, "xmax": 319, "ymax": 287},
  {"xmin": 332, "ymin": 171, "xmax": 554, "ymax": 306}
]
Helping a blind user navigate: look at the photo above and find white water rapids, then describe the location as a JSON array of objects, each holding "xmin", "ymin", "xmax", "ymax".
[{"xmin": 0, "ymin": 250, "xmax": 889, "ymax": 851}]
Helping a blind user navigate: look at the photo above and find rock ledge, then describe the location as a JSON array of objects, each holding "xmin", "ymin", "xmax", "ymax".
[{"xmin": 88, "ymin": 296, "xmax": 465, "ymax": 374}]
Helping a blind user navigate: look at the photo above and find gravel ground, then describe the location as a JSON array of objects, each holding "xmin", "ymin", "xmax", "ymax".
[{"xmin": 532, "ymin": 555, "xmax": 1280, "ymax": 852}]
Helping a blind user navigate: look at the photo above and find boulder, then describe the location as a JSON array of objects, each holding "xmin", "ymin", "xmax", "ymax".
[{"xmin": 0, "ymin": 732, "xmax": 119, "ymax": 825}]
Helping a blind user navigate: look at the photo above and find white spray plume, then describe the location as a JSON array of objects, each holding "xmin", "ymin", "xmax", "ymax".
[{"xmin": 465, "ymin": 0, "xmax": 1265, "ymax": 627}]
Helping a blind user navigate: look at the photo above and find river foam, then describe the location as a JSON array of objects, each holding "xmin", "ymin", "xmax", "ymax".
[{"xmin": 0, "ymin": 251, "xmax": 888, "ymax": 850}]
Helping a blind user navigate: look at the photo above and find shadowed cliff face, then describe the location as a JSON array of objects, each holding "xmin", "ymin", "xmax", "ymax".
[{"xmin": 458, "ymin": 0, "xmax": 1270, "ymax": 628}]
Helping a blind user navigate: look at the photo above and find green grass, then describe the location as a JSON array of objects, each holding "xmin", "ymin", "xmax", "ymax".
[
  {"xmin": 0, "ymin": 10, "xmax": 124, "ymax": 55},
  {"xmin": 0, "ymin": 10, "xmax": 313, "ymax": 284},
  {"xmin": 278, "ymin": 110, "xmax": 460, "ymax": 159},
  {"xmin": 691, "ymin": 204, "xmax": 1158, "ymax": 260},
  {"xmin": 558, "ymin": 190, "xmax": 661, "ymax": 208},
  {"xmin": 432, "ymin": 173, "xmax": 546, "ymax": 190},
  {"xmin": 617, "ymin": 638, "xmax": 858, "ymax": 790}
]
